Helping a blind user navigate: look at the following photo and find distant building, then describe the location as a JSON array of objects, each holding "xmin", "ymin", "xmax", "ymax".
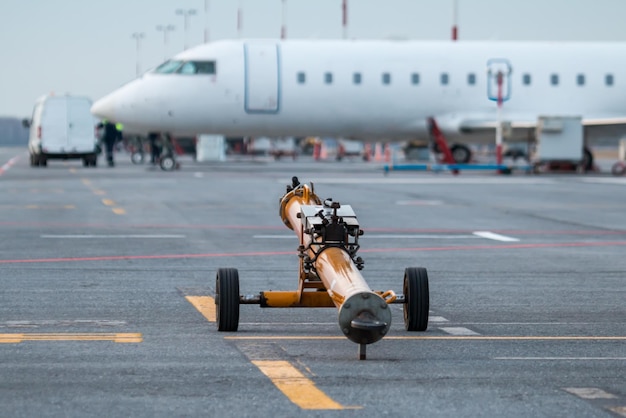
[{"xmin": 0, "ymin": 117, "xmax": 28, "ymax": 145}]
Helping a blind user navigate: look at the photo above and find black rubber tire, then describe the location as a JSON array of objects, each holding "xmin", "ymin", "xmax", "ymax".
[
  {"xmin": 82, "ymin": 158, "xmax": 89, "ymax": 167},
  {"xmin": 450, "ymin": 144, "xmax": 472, "ymax": 163},
  {"xmin": 40, "ymin": 158, "xmax": 47, "ymax": 167},
  {"xmin": 131, "ymin": 152, "xmax": 144, "ymax": 165},
  {"xmin": 612, "ymin": 162, "xmax": 626, "ymax": 176},
  {"xmin": 160, "ymin": 156, "xmax": 176, "ymax": 171},
  {"xmin": 216, "ymin": 268, "xmax": 240, "ymax": 332},
  {"xmin": 404, "ymin": 267, "xmax": 429, "ymax": 331}
]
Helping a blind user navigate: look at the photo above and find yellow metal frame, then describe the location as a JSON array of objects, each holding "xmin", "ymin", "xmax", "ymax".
[{"xmin": 260, "ymin": 290, "xmax": 335, "ymax": 308}]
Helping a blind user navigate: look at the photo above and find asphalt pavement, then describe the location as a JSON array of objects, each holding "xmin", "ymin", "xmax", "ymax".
[{"xmin": 1, "ymin": 147, "xmax": 625, "ymax": 417}]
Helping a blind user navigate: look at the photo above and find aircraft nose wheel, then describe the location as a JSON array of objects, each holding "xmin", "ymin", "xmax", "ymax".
[{"xmin": 403, "ymin": 267, "xmax": 430, "ymax": 331}]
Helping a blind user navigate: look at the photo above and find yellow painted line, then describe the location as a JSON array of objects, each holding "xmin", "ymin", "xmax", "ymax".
[
  {"xmin": 69, "ymin": 168, "xmax": 77, "ymax": 173},
  {"xmin": 112, "ymin": 208, "xmax": 126, "ymax": 215},
  {"xmin": 0, "ymin": 333, "xmax": 142, "ymax": 343},
  {"xmin": 186, "ymin": 296, "xmax": 216, "ymax": 322},
  {"xmin": 81, "ymin": 179, "xmax": 91, "ymax": 186},
  {"xmin": 225, "ymin": 336, "xmax": 626, "ymax": 341},
  {"xmin": 102, "ymin": 199, "xmax": 116, "ymax": 206},
  {"xmin": 252, "ymin": 360, "xmax": 346, "ymax": 410},
  {"xmin": 93, "ymin": 190, "xmax": 106, "ymax": 195}
]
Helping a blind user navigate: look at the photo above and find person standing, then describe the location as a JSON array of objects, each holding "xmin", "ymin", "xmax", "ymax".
[{"xmin": 102, "ymin": 120, "xmax": 118, "ymax": 167}]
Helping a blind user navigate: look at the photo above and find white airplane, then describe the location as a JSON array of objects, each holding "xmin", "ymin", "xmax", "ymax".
[{"xmin": 91, "ymin": 39, "xmax": 626, "ymax": 166}]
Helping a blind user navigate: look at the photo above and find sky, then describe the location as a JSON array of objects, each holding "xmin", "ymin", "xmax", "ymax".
[{"xmin": 2, "ymin": 0, "xmax": 626, "ymax": 119}]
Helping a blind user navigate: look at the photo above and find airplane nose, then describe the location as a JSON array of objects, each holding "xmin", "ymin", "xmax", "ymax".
[{"xmin": 91, "ymin": 93, "xmax": 116, "ymax": 121}]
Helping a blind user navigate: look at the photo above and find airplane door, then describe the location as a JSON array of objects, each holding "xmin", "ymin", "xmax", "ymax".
[
  {"xmin": 244, "ymin": 43, "xmax": 280, "ymax": 114},
  {"xmin": 487, "ymin": 59, "xmax": 512, "ymax": 102}
]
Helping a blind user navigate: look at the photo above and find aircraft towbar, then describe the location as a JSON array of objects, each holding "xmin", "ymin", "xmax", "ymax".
[{"xmin": 215, "ymin": 176, "xmax": 430, "ymax": 360}]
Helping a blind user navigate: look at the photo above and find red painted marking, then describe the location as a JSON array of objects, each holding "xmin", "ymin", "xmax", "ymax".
[
  {"xmin": 0, "ymin": 155, "xmax": 20, "ymax": 176},
  {"xmin": 359, "ymin": 241, "xmax": 626, "ymax": 254},
  {"xmin": 0, "ymin": 221, "xmax": 623, "ymax": 237},
  {"xmin": 2, "ymin": 241, "xmax": 626, "ymax": 265}
]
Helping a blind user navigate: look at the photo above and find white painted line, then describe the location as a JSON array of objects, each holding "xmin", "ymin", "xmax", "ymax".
[
  {"xmin": 609, "ymin": 406, "xmax": 626, "ymax": 417},
  {"xmin": 563, "ymin": 387, "xmax": 618, "ymax": 399},
  {"xmin": 459, "ymin": 322, "xmax": 596, "ymax": 325},
  {"xmin": 242, "ymin": 322, "xmax": 336, "ymax": 326},
  {"xmin": 581, "ymin": 178, "xmax": 626, "ymax": 185},
  {"xmin": 253, "ymin": 234, "xmax": 478, "ymax": 239},
  {"xmin": 473, "ymin": 231, "xmax": 520, "ymax": 242},
  {"xmin": 362, "ymin": 235, "xmax": 477, "ymax": 239},
  {"xmin": 281, "ymin": 178, "xmax": 556, "ymax": 185},
  {"xmin": 496, "ymin": 357, "xmax": 626, "ymax": 361},
  {"xmin": 429, "ymin": 316, "xmax": 449, "ymax": 323},
  {"xmin": 396, "ymin": 200, "xmax": 444, "ymax": 206},
  {"xmin": 439, "ymin": 327, "xmax": 480, "ymax": 336},
  {"xmin": 194, "ymin": 172, "xmax": 204, "ymax": 178},
  {"xmin": 40, "ymin": 235, "xmax": 186, "ymax": 239}
]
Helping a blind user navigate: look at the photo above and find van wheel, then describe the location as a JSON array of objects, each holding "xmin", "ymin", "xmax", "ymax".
[
  {"xmin": 39, "ymin": 158, "xmax": 47, "ymax": 167},
  {"xmin": 82, "ymin": 158, "xmax": 89, "ymax": 167}
]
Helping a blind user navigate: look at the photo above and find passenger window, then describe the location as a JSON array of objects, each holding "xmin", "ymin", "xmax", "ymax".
[
  {"xmin": 606, "ymin": 74, "xmax": 614, "ymax": 86},
  {"xmin": 353, "ymin": 73, "xmax": 362, "ymax": 85},
  {"xmin": 324, "ymin": 72, "xmax": 333, "ymax": 84},
  {"xmin": 297, "ymin": 72, "xmax": 306, "ymax": 84},
  {"xmin": 467, "ymin": 73, "xmax": 476, "ymax": 85},
  {"xmin": 411, "ymin": 73, "xmax": 420, "ymax": 85},
  {"xmin": 441, "ymin": 73, "xmax": 449, "ymax": 85},
  {"xmin": 550, "ymin": 74, "xmax": 559, "ymax": 86},
  {"xmin": 577, "ymin": 74, "xmax": 585, "ymax": 86},
  {"xmin": 382, "ymin": 73, "xmax": 391, "ymax": 85},
  {"xmin": 522, "ymin": 73, "xmax": 531, "ymax": 85}
]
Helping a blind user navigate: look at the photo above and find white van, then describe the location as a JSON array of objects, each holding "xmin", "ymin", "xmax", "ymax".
[{"xmin": 25, "ymin": 95, "xmax": 99, "ymax": 167}]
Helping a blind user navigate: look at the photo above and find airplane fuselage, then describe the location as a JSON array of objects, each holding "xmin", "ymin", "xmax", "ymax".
[{"xmin": 92, "ymin": 39, "xmax": 626, "ymax": 143}]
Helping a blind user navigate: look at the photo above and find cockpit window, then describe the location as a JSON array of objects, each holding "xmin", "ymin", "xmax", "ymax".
[
  {"xmin": 176, "ymin": 61, "xmax": 216, "ymax": 75},
  {"xmin": 153, "ymin": 60, "xmax": 216, "ymax": 75},
  {"xmin": 154, "ymin": 60, "xmax": 183, "ymax": 74}
]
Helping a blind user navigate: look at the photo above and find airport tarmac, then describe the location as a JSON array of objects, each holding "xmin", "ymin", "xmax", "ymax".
[{"xmin": 1, "ymin": 146, "xmax": 625, "ymax": 417}]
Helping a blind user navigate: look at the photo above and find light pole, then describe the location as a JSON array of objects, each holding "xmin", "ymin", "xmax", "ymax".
[
  {"xmin": 156, "ymin": 24, "xmax": 176, "ymax": 61},
  {"xmin": 131, "ymin": 32, "xmax": 145, "ymax": 77},
  {"xmin": 204, "ymin": 0, "xmax": 210, "ymax": 43},
  {"xmin": 281, "ymin": 0, "xmax": 287, "ymax": 39},
  {"xmin": 237, "ymin": 0, "xmax": 243, "ymax": 39},
  {"xmin": 176, "ymin": 8, "xmax": 197, "ymax": 50}
]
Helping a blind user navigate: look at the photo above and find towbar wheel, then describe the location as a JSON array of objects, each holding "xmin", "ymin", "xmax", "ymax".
[
  {"xmin": 403, "ymin": 267, "xmax": 429, "ymax": 331},
  {"xmin": 216, "ymin": 268, "xmax": 240, "ymax": 331}
]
